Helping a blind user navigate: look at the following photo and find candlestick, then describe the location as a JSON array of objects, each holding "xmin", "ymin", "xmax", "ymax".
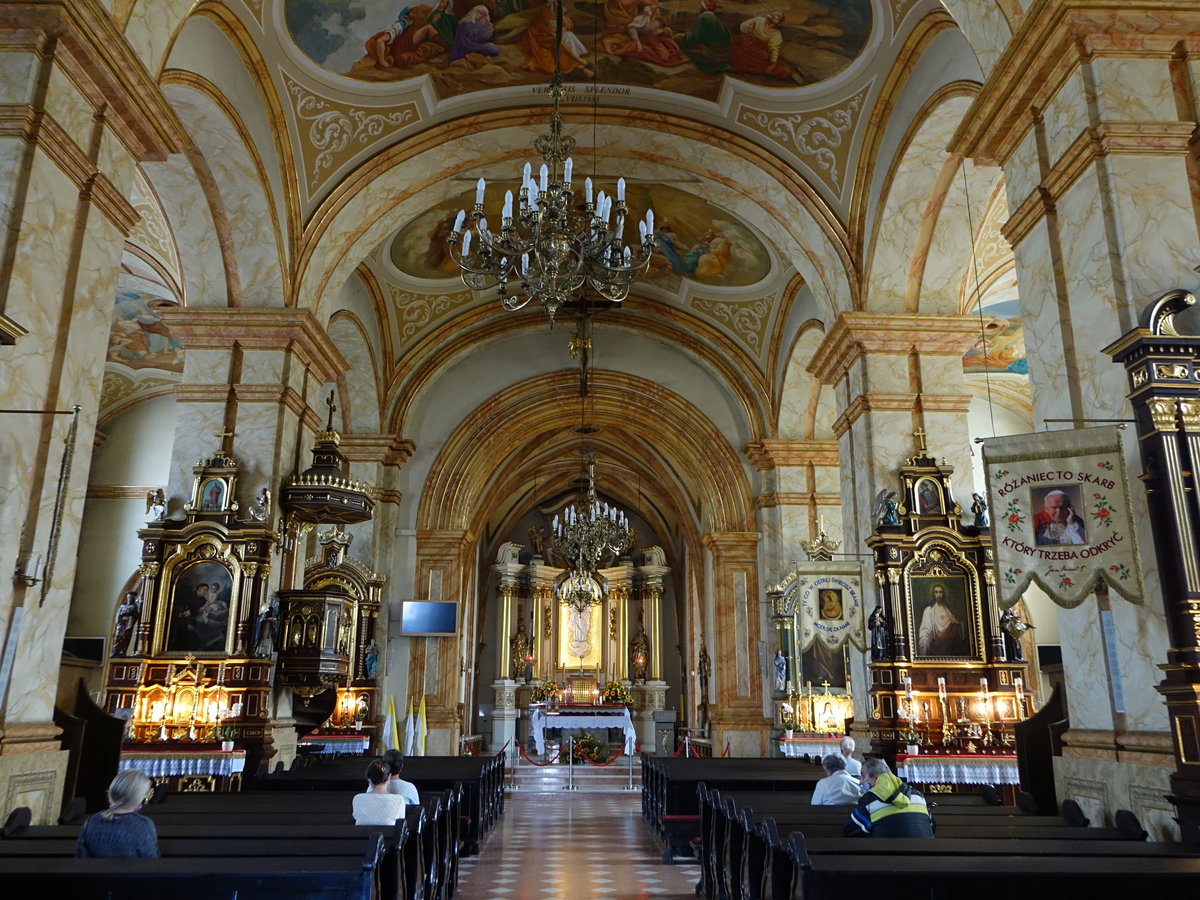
[
  {"xmin": 904, "ymin": 677, "xmax": 913, "ymax": 700},
  {"xmin": 937, "ymin": 677, "xmax": 946, "ymax": 698}
]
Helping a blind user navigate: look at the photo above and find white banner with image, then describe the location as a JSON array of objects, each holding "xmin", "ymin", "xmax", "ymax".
[{"xmin": 981, "ymin": 426, "xmax": 1142, "ymax": 608}]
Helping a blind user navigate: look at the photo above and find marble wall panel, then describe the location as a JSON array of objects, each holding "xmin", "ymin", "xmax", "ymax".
[
  {"xmin": 330, "ymin": 318, "xmax": 381, "ymax": 433},
  {"xmin": 1106, "ymin": 155, "xmax": 1199, "ymax": 302},
  {"xmin": 1091, "ymin": 58, "xmax": 1176, "ymax": 124},
  {"xmin": 1002, "ymin": 130, "xmax": 1042, "ymax": 216},
  {"xmin": 96, "ymin": 128, "xmax": 139, "ymax": 198},
  {"xmin": 167, "ymin": 401, "xmax": 226, "ymax": 502},
  {"xmin": 776, "ymin": 467, "xmax": 808, "ymax": 494},
  {"xmin": 1107, "ymin": 585, "xmax": 1170, "ymax": 733},
  {"xmin": 0, "ymin": 50, "xmax": 35, "ymax": 103},
  {"xmin": 939, "ymin": 0, "xmax": 1009, "ymax": 78},
  {"xmin": 69, "ymin": 498, "xmax": 154, "ymax": 640},
  {"xmin": 1011, "ymin": 222, "xmax": 1070, "ymax": 421},
  {"xmin": 240, "ymin": 348, "xmax": 286, "ymax": 385},
  {"xmin": 0, "ymin": 751, "xmax": 68, "ymax": 826},
  {"xmin": 0, "ymin": 137, "xmax": 23, "ymax": 257},
  {"xmin": 813, "ymin": 467, "xmax": 840, "ymax": 495},
  {"xmin": 1040, "ymin": 69, "xmax": 1090, "ymax": 167},
  {"xmin": 863, "ymin": 353, "xmax": 912, "ymax": 392},
  {"xmin": 182, "ymin": 348, "xmax": 232, "ymax": 386},
  {"xmin": 123, "ymin": 4, "xmax": 183, "ymax": 83},
  {"xmin": 1056, "ymin": 602, "xmax": 1115, "ymax": 732},
  {"xmin": 1056, "ymin": 756, "xmax": 1174, "ymax": 839},
  {"xmin": 44, "ymin": 67, "xmax": 93, "ymax": 147},
  {"xmin": 232, "ymin": 401, "xmax": 289, "ymax": 500}
]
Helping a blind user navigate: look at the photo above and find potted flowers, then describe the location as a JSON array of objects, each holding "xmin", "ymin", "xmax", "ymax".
[
  {"xmin": 600, "ymin": 681, "xmax": 633, "ymax": 706},
  {"xmin": 530, "ymin": 680, "xmax": 561, "ymax": 704}
]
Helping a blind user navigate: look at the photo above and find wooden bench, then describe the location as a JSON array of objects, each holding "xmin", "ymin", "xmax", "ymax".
[
  {"xmin": 777, "ymin": 832, "xmax": 1200, "ymax": 900},
  {"xmin": 0, "ymin": 833, "xmax": 384, "ymax": 900}
]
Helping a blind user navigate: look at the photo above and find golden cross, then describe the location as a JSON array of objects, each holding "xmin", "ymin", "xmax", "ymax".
[{"xmin": 913, "ymin": 426, "xmax": 928, "ymax": 451}]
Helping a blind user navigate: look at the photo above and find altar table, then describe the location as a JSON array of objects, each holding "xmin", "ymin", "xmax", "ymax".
[
  {"xmin": 896, "ymin": 753, "xmax": 1020, "ymax": 785},
  {"xmin": 530, "ymin": 707, "xmax": 636, "ymax": 755},
  {"xmin": 778, "ymin": 735, "xmax": 843, "ymax": 759},
  {"xmin": 119, "ymin": 749, "xmax": 246, "ymax": 792},
  {"xmin": 297, "ymin": 734, "xmax": 371, "ymax": 755}
]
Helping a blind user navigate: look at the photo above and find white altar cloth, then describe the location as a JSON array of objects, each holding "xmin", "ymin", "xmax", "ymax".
[
  {"xmin": 530, "ymin": 707, "xmax": 636, "ymax": 755},
  {"xmin": 119, "ymin": 750, "xmax": 246, "ymax": 778},
  {"xmin": 778, "ymin": 736, "xmax": 843, "ymax": 759},
  {"xmin": 896, "ymin": 753, "xmax": 1019, "ymax": 785}
]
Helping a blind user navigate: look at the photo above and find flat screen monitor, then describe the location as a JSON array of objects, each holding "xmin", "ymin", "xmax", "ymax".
[{"xmin": 400, "ymin": 601, "xmax": 458, "ymax": 636}]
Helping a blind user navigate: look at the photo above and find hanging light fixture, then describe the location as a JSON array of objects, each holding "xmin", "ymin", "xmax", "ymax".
[
  {"xmin": 552, "ymin": 450, "xmax": 632, "ymax": 610},
  {"xmin": 447, "ymin": 6, "xmax": 654, "ymax": 326}
]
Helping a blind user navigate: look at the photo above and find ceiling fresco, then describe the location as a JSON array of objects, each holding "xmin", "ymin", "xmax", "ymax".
[
  {"xmin": 109, "ymin": 290, "xmax": 185, "ymax": 374},
  {"xmin": 285, "ymin": 0, "xmax": 873, "ymax": 101},
  {"xmin": 962, "ymin": 297, "xmax": 1026, "ymax": 375},
  {"xmin": 389, "ymin": 181, "xmax": 773, "ymax": 288}
]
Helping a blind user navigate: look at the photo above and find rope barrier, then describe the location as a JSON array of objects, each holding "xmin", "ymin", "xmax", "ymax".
[
  {"xmin": 517, "ymin": 743, "xmax": 563, "ymax": 767},
  {"xmin": 578, "ymin": 745, "xmax": 625, "ymax": 767},
  {"xmin": 496, "ymin": 739, "xmax": 511, "ymax": 756},
  {"xmin": 722, "ymin": 740, "xmax": 731, "ymax": 758}
]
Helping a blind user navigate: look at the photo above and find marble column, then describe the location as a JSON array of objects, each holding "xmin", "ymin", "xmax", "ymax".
[
  {"xmin": 637, "ymin": 557, "xmax": 669, "ymax": 682},
  {"xmin": 703, "ymin": 531, "xmax": 768, "ymax": 756},
  {"xmin": 0, "ymin": 6, "xmax": 184, "ymax": 822},
  {"xmin": 745, "ymin": 440, "xmax": 841, "ymax": 575},
  {"xmin": 410, "ymin": 529, "xmax": 473, "ymax": 754},
  {"xmin": 951, "ymin": 1, "xmax": 1187, "ymax": 833}
]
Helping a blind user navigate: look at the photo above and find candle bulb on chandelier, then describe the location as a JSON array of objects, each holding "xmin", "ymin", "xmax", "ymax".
[
  {"xmin": 539, "ymin": 164, "xmax": 548, "ymax": 192},
  {"xmin": 475, "ymin": 178, "xmax": 485, "ymax": 205},
  {"xmin": 585, "ymin": 177, "xmax": 593, "ymax": 205},
  {"xmin": 563, "ymin": 157, "xmax": 572, "ymax": 184},
  {"xmin": 452, "ymin": 210, "xmax": 465, "ymax": 233}
]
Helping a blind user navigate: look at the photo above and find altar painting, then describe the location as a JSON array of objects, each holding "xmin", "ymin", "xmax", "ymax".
[
  {"xmin": 165, "ymin": 560, "xmax": 235, "ymax": 654},
  {"xmin": 284, "ymin": 0, "xmax": 872, "ymax": 102},
  {"xmin": 908, "ymin": 575, "xmax": 975, "ymax": 661}
]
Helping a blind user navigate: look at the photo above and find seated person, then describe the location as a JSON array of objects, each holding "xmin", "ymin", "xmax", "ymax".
[
  {"xmin": 76, "ymin": 769, "xmax": 159, "ymax": 858},
  {"xmin": 844, "ymin": 758, "xmax": 934, "ymax": 837},
  {"xmin": 839, "ymin": 736, "xmax": 862, "ymax": 777},
  {"xmin": 811, "ymin": 753, "xmax": 861, "ymax": 806},
  {"xmin": 382, "ymin": 748, "xmax": 420, "ymax": 805},
  {"xmin": 352, "ymin": 759, "xmax": 407, "ymax": 826}
]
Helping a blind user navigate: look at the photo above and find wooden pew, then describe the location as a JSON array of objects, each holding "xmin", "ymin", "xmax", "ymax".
[
  {"xmin": 778, "ymin": 832, "xmax": 1200, "ymax": 900},
  {"xmin": 0, "ymin": 833, "xmax": 385, "ymax": 900}
]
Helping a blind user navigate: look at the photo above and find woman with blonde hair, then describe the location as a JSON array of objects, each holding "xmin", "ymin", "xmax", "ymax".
[{"xmin": 75, "ymin": 768, "xmax": 159, "ymax": 858}]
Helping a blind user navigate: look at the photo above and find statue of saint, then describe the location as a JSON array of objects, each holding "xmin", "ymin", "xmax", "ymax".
[
  {"xmin": 1000, "ymin": 607, "xmax": 1031, "ymax": 661},
  {"xmin": 363, "ymin": 638, "xmax": 380, "ymax": 679},
  {"xmin": 630, "ymin": 625, "xmax": 650, "ymax": 683},
  {"xmin": 772, "ymin": 648, "xmax": 787, "ymax": 692},
  {"xmin": 867, "ymin": 605, "xmax": 890, "ymax": 661},
  {"xmin": 971, "ymin": 492, "xmax": 989, "ymax": 528},
  {"xmin": 254, "ymin": 596, "xmax": 279, "ymax": 657},
  {"xmin": 112, "ymin": 590, "xmax": 141, "ymax": 657},
  {"xmin": 509, "ymin": 623, "xmax": 530, "ymax": 680}
]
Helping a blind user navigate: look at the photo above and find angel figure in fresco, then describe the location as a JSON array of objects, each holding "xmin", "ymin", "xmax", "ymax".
[
  {"xmin": 729, "ymin": 11, "xmax": 790, "ymax": 80},
  {"xmin": 521, "ymin": 0, "xmax": 594, "ymax": 79},
  {"xmin": 366, "ymin": 2, "xmax": 453, "ymax": 70}
]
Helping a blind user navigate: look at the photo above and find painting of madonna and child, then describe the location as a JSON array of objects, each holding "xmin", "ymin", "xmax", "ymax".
[{"xmin": 285, "ymin": 0, "xmax": 872, "ymax": 101}]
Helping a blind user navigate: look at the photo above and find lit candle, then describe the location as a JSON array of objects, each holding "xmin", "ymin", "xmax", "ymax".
[
  {"xmin": 937, "ymin": 677, "xmax": 946, "ymax": 698},
  {"xmin": 979, "ymin": 676, "xmax": 989, "ymax": 696},
  {"xmin": 475, "ymin": 177, "xmax": 485, "ymax": 205},
  {"xmin": 904, "ymin": 677, "xmax": 913, "ymax": 699}
]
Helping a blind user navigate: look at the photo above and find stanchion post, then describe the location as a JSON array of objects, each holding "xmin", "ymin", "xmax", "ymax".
[
  {"xmin": 566, "ymin": 736, "xmax": 575, "ymax": 791},
  {"xmin": 510, "ymin": 741, "xmax": 519, "ymax": 790},
  {"xmin": 627, "ymin": 742, "xmax": 634, "ymax": 791}
]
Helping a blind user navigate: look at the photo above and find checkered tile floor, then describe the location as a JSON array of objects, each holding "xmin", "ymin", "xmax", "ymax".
[{"xmin": 455, "ymin": 792, "xmax": 699, "ymax": 899}]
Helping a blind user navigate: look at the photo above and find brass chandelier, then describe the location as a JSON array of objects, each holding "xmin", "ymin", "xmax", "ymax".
[
  {"xmin": 552, "ymin": 451, "xmax": 632, "ymax": 610},
  {"xmin": 446, "ymin": 6, "xmax": 654, "ymax": 326}
]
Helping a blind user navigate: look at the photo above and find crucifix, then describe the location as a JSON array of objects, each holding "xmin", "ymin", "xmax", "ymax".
[
  {"xmin": 913, "ymin": 426, "xmax": 928, "ymax": 452},
  {"xmin": 325, "ymin": 390, "xmax": 337, "ymax": 430}
]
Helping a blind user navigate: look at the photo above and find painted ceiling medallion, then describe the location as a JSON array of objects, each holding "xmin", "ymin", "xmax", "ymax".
[{"xmin": 284, "ymin": 0, "xmax": 872, "ymax": 101}]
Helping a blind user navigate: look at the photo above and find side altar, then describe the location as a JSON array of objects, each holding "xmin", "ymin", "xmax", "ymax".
[{"xmin": 864, "ymin": 446, "xmax": 1035, "ymax": 791}]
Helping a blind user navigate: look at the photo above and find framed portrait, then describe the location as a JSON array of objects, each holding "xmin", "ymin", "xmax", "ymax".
[
  {"xmin": 1029, "ymin": 484, "xmax": 1087, "ymax": 547},
  {"xmin": 165, "ymin": 560, "xmax": 234, "ymax": 653},
  {"xmin": 909, "ymin": 574, "xmax": 975, "ymax": 660},
  {"xmin": 800, "ymin": 640, "xmax": 848, "ymax": 690},
  {"xmin": 199, "ymin": 478, "xmax": 226, "ymax": 511},
  {"xmin": 914, "ymin": 477, "xmax": 942, "ymax": 515}
]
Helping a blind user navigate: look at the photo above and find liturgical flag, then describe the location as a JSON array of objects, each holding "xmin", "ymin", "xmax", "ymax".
[
  {"xmin": 982, "ymin": 426, "xmax": 1143, "ymax": 608},
  {"xmin": 404, "ymin": 696, "xmax": 415, "ymax": 755},
  {"xmin": 383, "ymin": 697, "xmax": 400, "ymax": 751},
  {"xmin": 417, "ymin": 694, "xmax": 428, "ymax": 756}
]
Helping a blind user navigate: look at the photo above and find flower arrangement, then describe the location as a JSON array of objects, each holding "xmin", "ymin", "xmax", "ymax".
[
  {"xmin": 569, "ymin": 731, "xmax": 609, "ymax": 764},
  {"xmin": 898, "ymin": 726, "xmax": 922, "ymax": 746},
  {"xmin": 601, "ymin": 680, "xmax": 633, "ymax": 706},
  {"xmin": 530, "ymin": 680, "xmax": 561, "ymax": 703}
]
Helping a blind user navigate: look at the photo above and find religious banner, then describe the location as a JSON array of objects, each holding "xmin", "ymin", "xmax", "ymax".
[
  {"xmin": 796, "ymin": 571, "xmax": 866, "ymax": 652},
  {"xmin": 982, "ymin": 426, "xmax": 1142, "ymax": 608}
]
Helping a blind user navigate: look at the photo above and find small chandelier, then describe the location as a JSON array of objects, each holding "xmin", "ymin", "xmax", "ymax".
[
  {"xmin": 552, "ymin": 451, "xmax": 632, "ymax": 609},
  {"xmin": 446, "ymin": 8, "xmax": 654, "ymax": 326}
]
